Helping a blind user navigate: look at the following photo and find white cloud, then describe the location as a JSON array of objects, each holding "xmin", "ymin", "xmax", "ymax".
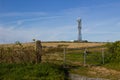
[
  {"xmin": 17, "ymin": 20, "xmax": 23, "ymax": 25},
  {"xmin": 0, "ymin": 15, "xmax": 62, "ymax": 26},
  {"xmin": 0, "ymin": 12, "xmax": 47, "ymax": 17},
  {"xmin": 0, "ymin": 24, "xmax": 77, "ymax": 43},
  {"xmin": 17, "ymin": 16, "xmax": 61, "ymax": 24},
  {"xmin": 0, "ymin": 26, "xmax": 36, "ymax": 43}
]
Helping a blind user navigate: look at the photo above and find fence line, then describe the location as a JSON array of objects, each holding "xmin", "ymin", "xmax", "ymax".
[{"xmin": 0, "ymin": 42, "xmax": 107, "ymax": 66}]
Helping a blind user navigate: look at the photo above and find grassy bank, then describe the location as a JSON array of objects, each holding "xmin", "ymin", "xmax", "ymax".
[{"xmin": 0, "ymin": 63, "xmax": 66, "ymax": 80}]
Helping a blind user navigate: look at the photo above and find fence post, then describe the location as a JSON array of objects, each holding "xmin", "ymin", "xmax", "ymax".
[
  {"xmin": 63, "ymin": 47, "xmax": 66, "ymax": 67},
  {"xmin": 84, "ymin": 48, "xmax": 87, "ymax": 66},
  {"xmin": 102, "ymin": 48, "xmax": 105, "ymax": 64},
  {"xmin": 35, "ymin": 40, "xmax": 42, "ymax": 64}
]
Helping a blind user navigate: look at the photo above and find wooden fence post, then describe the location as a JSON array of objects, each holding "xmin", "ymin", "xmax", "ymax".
[
  {"xmin": 84, "ymin": 48, "xmax": 87, "ymax": 66},
  {"xmin": 63, "ymin": 47, "xmax": 66, "ymax": 67},
  {"xmin": 62, "ymin": 45, "xmax": 68, "ymax": 68},
  {"xmin": 102, "ymin": 48, "xmax": 105, "ymax": 64},
  {"xmin": 35, "ymin": 40, "xmax": 42, "ymax": 64}
]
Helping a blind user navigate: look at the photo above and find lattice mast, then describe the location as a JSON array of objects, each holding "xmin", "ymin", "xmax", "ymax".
[{"xmin": 77, "ymin": 18, "xmax": 82, "ymax": 41}]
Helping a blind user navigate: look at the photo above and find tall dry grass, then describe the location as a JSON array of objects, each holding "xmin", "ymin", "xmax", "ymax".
[
  {"xmin": 0, "ymin": 44, "xmax": 36, "ymax": 63},
  {"xmin": 0, "ymin": 42, "xmax": 105, "ymax": 63}
]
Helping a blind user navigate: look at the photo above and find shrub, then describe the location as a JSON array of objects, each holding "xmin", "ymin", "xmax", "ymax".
[{"xmin": 105, "ymin": 41, "xmax": 120, "ymax": 63}]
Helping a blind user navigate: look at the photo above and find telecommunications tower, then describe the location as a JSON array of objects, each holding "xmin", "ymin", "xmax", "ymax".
[{"xmin": 77, "ymin": 18, "xmax": 82, "ymax": 41}]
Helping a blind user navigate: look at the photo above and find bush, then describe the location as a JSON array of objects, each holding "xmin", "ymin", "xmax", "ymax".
[{"xmin": 105, "ymin": 41, "xmax": 120, "ymax": 63}]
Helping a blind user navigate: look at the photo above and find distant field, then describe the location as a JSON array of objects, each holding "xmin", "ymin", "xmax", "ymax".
[
  {"xmin": 41, "ymin": 42, "xmax": 105, "ymax": 48},
  {"xmin": 0, "ymin": 42, "xmax": 105, "ymax": 48}
]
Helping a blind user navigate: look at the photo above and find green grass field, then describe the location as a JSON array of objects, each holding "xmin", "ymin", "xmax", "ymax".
[{"xmin": 0, "ymin": 63, "xmax": 66, "ymax": 80}]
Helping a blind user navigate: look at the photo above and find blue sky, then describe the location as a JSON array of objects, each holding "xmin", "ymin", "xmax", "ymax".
[{"xmin": 0, "ymin": 0, "xmax": 120, "ymax": 43}]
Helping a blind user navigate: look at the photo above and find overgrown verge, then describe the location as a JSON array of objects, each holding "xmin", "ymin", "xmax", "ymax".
[
  {"xmin": 0, "ymin": 63, "xmax": 67, "ymax": 80},
  {"xmin": 104, "ymin": 41, "xmax": 120, "ymax": 70}
]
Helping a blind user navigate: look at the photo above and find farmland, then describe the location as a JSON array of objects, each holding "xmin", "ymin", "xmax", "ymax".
[
  {"xmin": 0, "ymin": 41, "xmax": 120, "ymax": 80},
  {"xmin": 41, "ymin": 42, "xmax": 104, "ymax": 48},
  {"xmin": 0, "ymin": 42, "xmax": 104, "ymax": 48}
]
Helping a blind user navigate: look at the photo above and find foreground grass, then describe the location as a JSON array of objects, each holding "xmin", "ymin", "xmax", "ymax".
[
  {"xmin": 66, "ymin": 51, "xmax": 120, "ymax": 80},
  {"xmin": 0, "ymin": 63, "xmax": 66, "ymax": 80},
  {"xmin": 104, "ymin": 63, "xmax": 120, "ymax": 71}
]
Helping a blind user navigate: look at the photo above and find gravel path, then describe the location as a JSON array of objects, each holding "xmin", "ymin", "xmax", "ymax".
[{"xmin": 69, "ymin": 74, "xmax": 109, "ymax": 80}]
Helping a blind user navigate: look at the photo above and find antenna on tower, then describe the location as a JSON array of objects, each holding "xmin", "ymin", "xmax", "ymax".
[{"xmin": 77, "ymin": 18, "xmax": 82, "ymax": 41}]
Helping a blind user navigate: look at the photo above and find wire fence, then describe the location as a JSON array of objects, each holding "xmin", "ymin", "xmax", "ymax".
[
  {"xmin": 0, "ymin": 41, "xmax": 108, "ymax": 66},
  {"xmin": 42, "ymin": 46, "xmax": 107, "ymax": 67}
]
